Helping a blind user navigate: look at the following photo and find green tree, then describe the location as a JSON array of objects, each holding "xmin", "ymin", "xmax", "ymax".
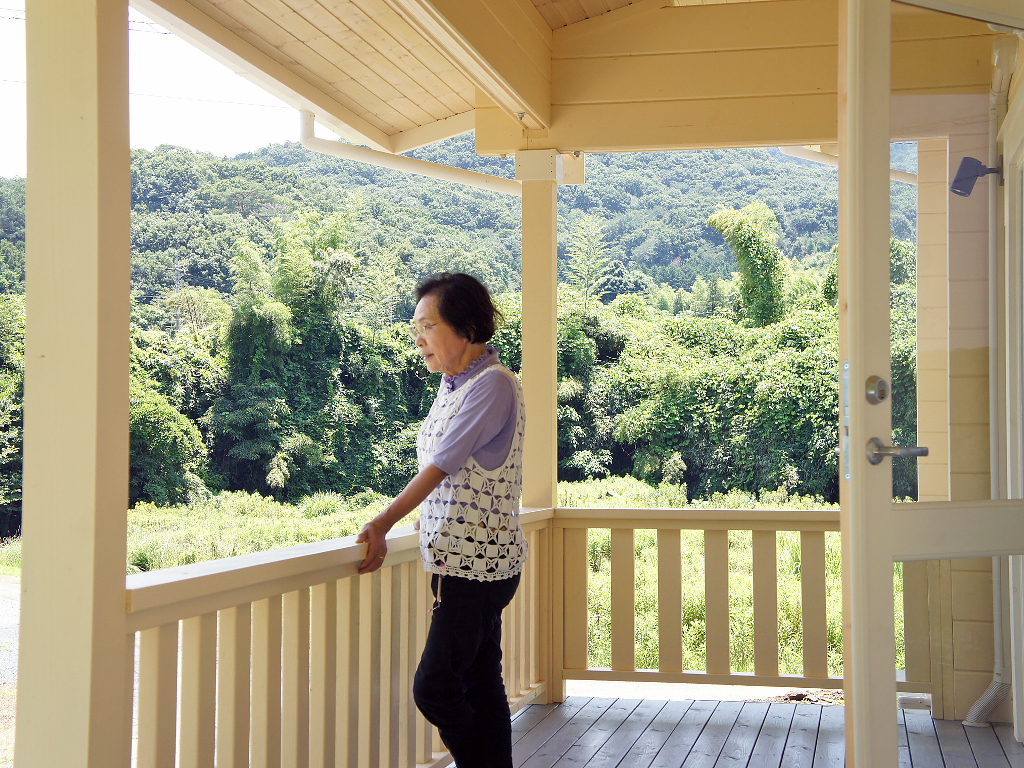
[
  {"xmin": 707, "ymin": 201, "xmax": 787, "ymax": 326},
  {"xmin": 564, "ymin": 215, "xmax": 611, "ymax": 312}
]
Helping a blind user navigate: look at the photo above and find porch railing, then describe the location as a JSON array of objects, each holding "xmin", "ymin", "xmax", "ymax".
[{"xmin": 124, "ymin": 506, "xmax": 928, "ymax": 767}]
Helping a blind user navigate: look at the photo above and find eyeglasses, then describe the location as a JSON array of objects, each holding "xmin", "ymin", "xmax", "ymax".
[{"xmin": 406, "ymin": 320, "xmax": 437, "ymax": 339}]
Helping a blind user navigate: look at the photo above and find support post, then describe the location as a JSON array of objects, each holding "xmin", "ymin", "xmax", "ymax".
[
  {"xmin": 517, "ymin": 154, "xmax": 559, "ymax": 510},
  {"xmin": 839, "ymin": 0, "xmax": 898, "ymax": 765},
  {"xmin": 17, "ymin": 0, "xmax": 132, "ymax": 766}
]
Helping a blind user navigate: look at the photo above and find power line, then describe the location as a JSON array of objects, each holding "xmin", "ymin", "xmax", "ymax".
[
  {"xmin": 0, "ymin": 12, "xmax": 170, "ymax": 33},
  {"xmin": 0, "ymin": 78, "xmax": 288, "ymax": 109}
]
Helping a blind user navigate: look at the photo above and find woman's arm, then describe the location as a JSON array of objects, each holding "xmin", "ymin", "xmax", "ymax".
[{"xmin": 355, "ymin": 464, "xmax": 448, "ymax": 574}]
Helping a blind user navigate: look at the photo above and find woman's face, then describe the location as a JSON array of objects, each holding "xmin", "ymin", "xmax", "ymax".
[{"xmin": 412, "ymin": 293, "xmax": 472, "ymax": 375}]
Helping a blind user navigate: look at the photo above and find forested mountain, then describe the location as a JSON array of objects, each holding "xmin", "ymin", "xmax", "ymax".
[{"xmin": 0, "ymin": 136, "xmax": 920, "ymax": 533}]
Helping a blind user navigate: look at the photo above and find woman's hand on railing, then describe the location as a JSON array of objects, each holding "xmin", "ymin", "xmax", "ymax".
[{"xmin": 356, "ymin": 519, "xmax": 390, "ymax": 574}]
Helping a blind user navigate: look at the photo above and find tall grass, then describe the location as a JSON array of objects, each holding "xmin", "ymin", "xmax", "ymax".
[
  {"xmin": 560, "ymin": 478, "xmax": 901, "ymax": 678},
  {"xmin": 0, "ymin": 478, "xmax": 906, "ymax": 679}
]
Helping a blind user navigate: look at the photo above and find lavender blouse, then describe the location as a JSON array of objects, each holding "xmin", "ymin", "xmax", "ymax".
[{"xmin": 427, "ymin": 347, "xmax": 518, "ymax": 475}]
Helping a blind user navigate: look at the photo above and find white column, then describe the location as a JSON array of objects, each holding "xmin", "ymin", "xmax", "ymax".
[
  {"xmin": 839, "ymin": 0, "xmax": 899, "ymax": 765},
  {"xmin": 516, "ymin": 152, "xmax": 559, "ymax": 510},
  {"xmin": 17, "ymin": 0, "xmax": 132, "ymax": 766}
]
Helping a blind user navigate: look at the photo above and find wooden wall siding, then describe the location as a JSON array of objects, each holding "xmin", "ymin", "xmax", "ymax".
[
  {"xmin": 188, "ymin": 0, "xmax": 475, "ymax": 135},
  {"xmin": 478, "ymin": 0, "xmax": 999, "ymax": 154}
]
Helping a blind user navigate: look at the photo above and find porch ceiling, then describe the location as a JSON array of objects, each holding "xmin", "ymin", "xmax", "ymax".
[{"xmin": 130, "ymin": 0, "xmax": 1003, "ymax": 155}]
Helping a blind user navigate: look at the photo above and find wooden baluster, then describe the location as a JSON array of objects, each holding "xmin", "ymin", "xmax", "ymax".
[
  {"xmin": 336, "ymin": 578, "xmax": 360, "ymax": 767},
  {"xmin": 217, "ymin": 605, "xmax": 251, "ymax": 768},
  {"xmin": 379, "ymin": 566, "xmax": 397, "ymax": 768},
  {"xmin": 282, "ymin": 590, "xmax": 311, "ymax": 768},
  {"xmin": 562, "ymin": 527, "xmax": 588, "ymax": 670},
  {"xmin": 358, "ymin": 572, "xmax": 382, "ymax": 768},
  {"xmin": 704, "ymin": 529, "xmax": 730, "ymax": 675},
  {"xmin": 611, "ymin": 528, "xmax": 636, "ymax": 672},
  {"xmin": 180, "ymin": 613, "xmax": 217, "ymax": 768},
  {"xmin": 310, "ymin": 582, "xmax": 337, "ymax": 768},
  {"xmin": 414, "ymin": 567, "xmax": 433, "ymax": 764},
  {"xmin": 519, "ymin": 555, "xmax": 531, "ymax": 695},
  {"xmin": 658, "ymin": 529, "xmax": 683, "ymax": 673},
  {"xmin": 125, "ymin": 633, "xmax": 138, "ymax": 768},
  {"xmin": 536, "ymin": 527, "xmax": 551, "ymax": 697},
  {"xmin": 527, "ymin": 530, "xmax": 539, "ymax": 688},
  {"xmin": 752, "ymin": 530, "xmax": 780, "ymax": 678},
  {"xmin": 397, "ymin": 563, "xmax": 416, "ymax": 767},
  {"xmin": 137, "ymin": 622, "xmax": 178, "ymax": 768},
  {"xmin": 800, "ymin": 531, "xmax": 829, "ymax": 680},
  {"xmin": 252, "ymin": 595, "xmax": 283, "ymax": 768}
]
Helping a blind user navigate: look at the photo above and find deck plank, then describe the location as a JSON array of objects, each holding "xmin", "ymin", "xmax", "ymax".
[
  {"xmin": 747, "ymin": 702, "xmax": 797, "ymax": 768},
  {"xmin": 905, "ymin": 708, "xmax": 943, "ymax": 768},
  {"xmin": 514, "ymin": 703, "xmax": 563, "ymax": 741},
  {"xmin": 680, "ymin": 699, "xmax": 745, "ymax": 767},
  {"xmin": 780, "ymin": 703, "xmax": 822, "ymax": 768},
  {"xmin": 513, "ymin": 696, "xmax": 591, "ymax": 762},
  {"xmin": 616, "ymin": 700, "xmax": 696, "ymax": 768},
  {"xmin": 715, "ymin": 701, "xmax": 770, "ymax": 767},
  {"xmin": 934, "ymin": 718, "xmax": 979, "ymax": 768},
  {"xmin": 519, "ymin": 697, "xmax": 617, "ymax": 768},
  {"xmin": 898, "ymin": 709, "xmax": 912, "ymax": 768},
  {"xmin": 965, "ymin": 724, "xmax": 1012, "ymax": 768},
  {"xmin": 811, "ymin": 705, "xmax": 844, "ymax": 768},
  {"xmin": 583, "ymin": 699, "xmax": 669, "ymax": 768},
  {"xmin": 995, "ymin": 724, "xmax": 1024, "ymax": 768},
  {"xmin": 551, "ymin": 698, "xmax": 642, "ymax": 767},
  {"xmin": 649, "ymin": 699, "xmax": 720, "ymax": 768}
]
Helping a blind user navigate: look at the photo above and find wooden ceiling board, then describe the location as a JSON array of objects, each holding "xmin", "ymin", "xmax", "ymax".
[
  {"xmin": 331, "ymin": 0, "xmax": 464, "ymax": 102},
  {"xmin": 238, "ymin": 0, "xmax": 459, "ymax": 129}
]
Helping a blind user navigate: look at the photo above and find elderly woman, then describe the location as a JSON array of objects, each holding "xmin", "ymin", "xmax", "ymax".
[{"xmin": 356, "ymin": 272, "xmax": 527, "ymax": 768}]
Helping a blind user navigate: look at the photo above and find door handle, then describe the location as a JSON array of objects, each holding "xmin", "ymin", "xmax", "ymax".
[{"xmin": 866, "ymin": 437, "xmax": 929, "ymax": 465}]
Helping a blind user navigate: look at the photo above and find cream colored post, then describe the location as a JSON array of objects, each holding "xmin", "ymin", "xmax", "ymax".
[
  {"xmin": 180, "ymin": 613, "xmax": 217, "ymax": 768},
  {"xmin": 137, "ymin": 624, "xmax": 179, "ymax": 768},
  {"xmin": 704, "ymin": 530, "xmax": 730, "ymax": 675},
  {"xmin": 357, "ymin": 573, "xmax": 382, "ymax": 768},
  {"xmin": 562, "ymin": 528, "xmax": 589, "ymax": 671},
  {"xmin": 518, "ymin": 161, "xmax": 558, "ymax": 510},
  {"xmin": 252, "ymin": 596, "xmax": 283, "ymax": 768},
  {"xmin": 336, "ymin": 578, "xmax": 361, "ymax": 767},
  {"xmin": 414, "ymin": 568, "xmax": 432, "ymax": 763},
  {"xmin": 840, "ymin": 0, "xmax": 899, "ymax": 765},
  {"xmin": 800, "ymin": 531, "xmax": 829, "ymax": 679},
  {"xmin": 752, "ymin": 531, "xmax": 779, "ymax": 678},
  {"xmin": 658, "ymin": 529, "xmax": 683, "ymax": 673},
  {"xmin": 282, "ymin": 589, "xmax": 310, "ymax": 768},
  {"xmin": 217, "ymin": 605, "xmax": 252, "ymax": 768},
  {"xmin": 310, "ymin": 582, "xmax": 336, "ymax": 768},
  {"xmin": 17, "ymin": 0, "xmax": 131, "ymax": 766}
]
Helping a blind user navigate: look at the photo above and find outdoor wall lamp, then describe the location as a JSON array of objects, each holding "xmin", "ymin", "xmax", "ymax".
[{"xmin": 950, "ymin": 156, "xmax": 1002, "ymax": 197}]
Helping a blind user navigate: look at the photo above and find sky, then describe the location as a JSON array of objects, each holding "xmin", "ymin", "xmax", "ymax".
[{"xmin": 0, "ymin": 2, "xmax": 322, "ymax": 179}]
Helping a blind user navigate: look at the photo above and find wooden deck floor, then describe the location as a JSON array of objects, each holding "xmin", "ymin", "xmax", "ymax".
[{"xmin": 507, "ymin": 697, "xmax": 1024, "ymax": 768}]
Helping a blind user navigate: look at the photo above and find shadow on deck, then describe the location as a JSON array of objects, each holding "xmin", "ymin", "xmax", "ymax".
[{"xmin": 505, "ymin": 697, "xmax": 1024, "ymax": 768}]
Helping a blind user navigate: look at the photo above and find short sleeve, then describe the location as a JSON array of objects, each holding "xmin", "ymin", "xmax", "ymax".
[{"xmin": 429, "ymin": 370, "xmax": 517, "ymax": 475}]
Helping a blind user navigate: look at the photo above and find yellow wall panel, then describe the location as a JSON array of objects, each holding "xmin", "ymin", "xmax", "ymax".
[
  {"xmin": 952, "ymin": 620, "xmax": 994, "ymax": 671},
  {"xmin": 947, "ymin": 377, "xmax": 990, "ymax": 423},
  {"xmin": 950, "ymin": 473, "xmax": 992, "ymax": 500},
  {"xmin": 951, "ymin": 570, "xmax": 995, "ymax": 621}
]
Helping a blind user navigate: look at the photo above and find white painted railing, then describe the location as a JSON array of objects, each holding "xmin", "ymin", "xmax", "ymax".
[
  {"xmin": 123, "ymin": 506, "xmax": 930, "ymax": 766},
  {"xmin": 551, "ymin": 508, "xmax": 846, "ymax": 690},
  {"xmin": 125, "ymin": 510, "xmax": 553, "ymax": 768}
]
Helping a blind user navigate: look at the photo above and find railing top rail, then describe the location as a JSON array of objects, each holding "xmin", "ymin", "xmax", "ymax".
[
  {"xmin": 554, "ymin": 507, "xmax": 839, "ymax": 529},
  {"xmin": 122, "ymin": 505, "xmax": 838, "ymax": 632}
]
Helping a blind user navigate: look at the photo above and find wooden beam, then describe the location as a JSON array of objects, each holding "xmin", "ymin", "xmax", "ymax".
[
  {"xmin": 386, "ymin": 0, "xmax": 552, "ymax": 129},
  {"xmin": 130, "ymin": 0, "xmax": 395, "ymax": 150},
  {"xmin": 390, "ymin": 110, "xmax": 475, "ymax": 153},
  {"xmin": 891, "ymin": 501, "xmax": 1024, "ymax": 561}
]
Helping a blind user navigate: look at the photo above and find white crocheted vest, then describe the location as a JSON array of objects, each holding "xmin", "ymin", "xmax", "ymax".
[{"xmin": 417, "ymin": 364, "xmax": 528, "ymax": 581}]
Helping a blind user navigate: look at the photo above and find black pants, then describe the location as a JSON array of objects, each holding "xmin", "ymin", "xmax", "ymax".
[{"xmin": 413, "ymin": 572, "xmax": 521, "ymax": 768}]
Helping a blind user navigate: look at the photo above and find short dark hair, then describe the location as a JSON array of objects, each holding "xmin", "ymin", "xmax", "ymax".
[{"xmin": 415, "ymin": 273, "xmax": 503, "ymax": 343}]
